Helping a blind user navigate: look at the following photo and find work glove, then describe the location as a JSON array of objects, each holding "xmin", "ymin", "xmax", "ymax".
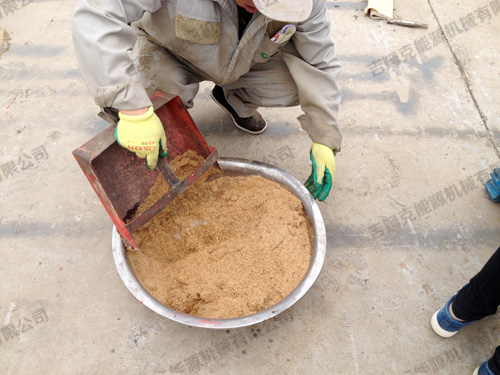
[
  {"xmin": 115, "ymin": 106, "xmax": 167, "ymax": 170},
  {"xmin": 305, "ymin": 142, "xmax": 336, "ymax": 201}
]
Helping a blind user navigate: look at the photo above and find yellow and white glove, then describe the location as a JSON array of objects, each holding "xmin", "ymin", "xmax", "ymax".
[
  {"xmin": 115, "ymin": 106, "xmax": 167, "ymax": 170},
  {"xmin": 305, "ymin": 142, "xmax": 336, "ymax": 201}
]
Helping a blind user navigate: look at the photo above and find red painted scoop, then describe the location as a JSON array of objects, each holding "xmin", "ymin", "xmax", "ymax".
[{"xmin": 73, "ymin": 93, "xmax": 220, "ymax": 249}]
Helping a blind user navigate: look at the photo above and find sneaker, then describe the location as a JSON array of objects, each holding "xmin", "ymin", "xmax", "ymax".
[
  {"xmin": 473, "ymin": 360, "xmax": 495, "ymax": 375},
  {"xmin": 431, "ymin": 292, "xmax": 476, "ymax": 338},
  {"xmin": 210, "ymin": 85, "xmax": 267, "ymax": 134}
]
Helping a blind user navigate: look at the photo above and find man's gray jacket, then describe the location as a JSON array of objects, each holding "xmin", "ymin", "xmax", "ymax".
[{"xmin": 72, "ymin": 0, "xmax": 342, "ymax": 152}]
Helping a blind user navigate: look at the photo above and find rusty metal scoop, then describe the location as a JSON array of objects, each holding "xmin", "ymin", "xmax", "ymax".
[{"xmin": 73, "ymin": 93, "xmax": 220, "ymax": 249}]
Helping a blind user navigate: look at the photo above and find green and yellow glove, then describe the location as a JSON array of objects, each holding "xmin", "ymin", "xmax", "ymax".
[
  {"xmin": 305, "ymin": 142, "xmax": 336, "ymax": 201},
  {"xmin": 115, "ymin": 106, "xmax": 167, "ymax": 170}
]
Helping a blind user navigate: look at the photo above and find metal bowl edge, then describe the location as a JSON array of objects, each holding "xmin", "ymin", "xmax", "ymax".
[{"xmin": 112, "ymin": 157, "xmax": 326, "ymax": 329}]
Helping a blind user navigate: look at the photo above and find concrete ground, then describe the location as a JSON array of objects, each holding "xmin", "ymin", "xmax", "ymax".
[{"xmin": 1, "ymin": 0, "xmax": 500, "ymax": 374}]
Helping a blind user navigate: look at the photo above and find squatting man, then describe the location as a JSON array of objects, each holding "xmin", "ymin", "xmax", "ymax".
[{"xmin": 72, "ymin": 0, "xmax": 342, "ymax": 201}]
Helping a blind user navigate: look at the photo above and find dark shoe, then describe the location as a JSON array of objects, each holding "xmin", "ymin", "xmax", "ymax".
[{"xmin": 210, "ymin": 85, "xmax": 267, "ymax": 134}]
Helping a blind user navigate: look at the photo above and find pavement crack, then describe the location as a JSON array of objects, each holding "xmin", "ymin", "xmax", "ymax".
[{"xmin": 426, "ymin": 0, "xmax": 500, "ymax": 159}]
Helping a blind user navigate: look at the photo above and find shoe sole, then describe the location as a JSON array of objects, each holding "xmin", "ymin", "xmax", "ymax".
[
  {"xmin": 473, "ymin": 367, "xmax": 479, "ymax": 375},
  {"xmin": 431, "ymin": 310, "xmax": 459, "ymax": 338},
  {"xmin": 210, "ymin": 90, "xmax": 268, "ymax": 135}
]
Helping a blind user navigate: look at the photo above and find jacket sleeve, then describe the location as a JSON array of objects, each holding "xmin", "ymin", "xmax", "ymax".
[
  {"xmin": 281, "ymin": 0, "xmax": 342, "ymax": 153},
  {"xmin": 71, "ymin": 0, "xmax": 162, "ymax": 111}
]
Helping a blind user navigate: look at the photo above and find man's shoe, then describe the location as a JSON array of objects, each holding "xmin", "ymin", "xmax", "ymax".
[
  {"xmin": 211, "ymin": 85, "xmax": 267, "ymax": 134},
  {"xmin": 473, "ymin": 360, "xmax": 495, "ymax": 375},
  {"xmin": 431, "ymin": 291, "xmax": 476, "ymax": 338}
]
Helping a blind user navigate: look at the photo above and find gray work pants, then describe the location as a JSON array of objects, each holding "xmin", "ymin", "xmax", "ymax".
[{"xmin": 132, "ymin": 32, "xmax": 299, "ymax": 118}]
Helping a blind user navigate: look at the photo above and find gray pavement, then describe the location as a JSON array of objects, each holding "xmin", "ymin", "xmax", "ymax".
[{"xmin": 1, "ymin": 0, "xmax": 500, "ymax": 374}]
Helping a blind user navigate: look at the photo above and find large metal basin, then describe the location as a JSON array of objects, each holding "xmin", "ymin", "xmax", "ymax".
[{"xmin": 112, "ymin": 158, "xmax": 326, "ymax": 329}]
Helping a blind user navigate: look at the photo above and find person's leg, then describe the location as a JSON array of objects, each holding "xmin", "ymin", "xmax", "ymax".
[
  {"xmin": 131, "ymin": 30, "xmax": 205, "ymax": 109},
  {"xmin": 221, "ymin": 54, "xmax": 299, "ymax": 118},
  {"xmin": 210, "ymin": 54, "xmax": 298, "ymax": 134},
  {"xmin": 431, "ymin": 246, "xmax": 500, "ymax": 338},
  {"xmin": 453, "ymin": 246, "xmax": 500, "ymax": 321},
  {"xmin": 487, "ymin": 347, "xmax": 500, "ymax": 375},
  {"xmin": 99, "ymin": 32, "xmax": 205, "ymax": 126},
  {"xmin": 472, "ymin": 347, "xmax": 500, "ymax": 375}
]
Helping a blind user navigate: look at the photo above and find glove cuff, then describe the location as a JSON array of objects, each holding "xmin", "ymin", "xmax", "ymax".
[
  {"xmin": 311, "ymin": 142, "xmax": 332, "ymax": 152},
  {"xmin": 118, "ymin": 106, "xmax": 154, "ymax": 123}
]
